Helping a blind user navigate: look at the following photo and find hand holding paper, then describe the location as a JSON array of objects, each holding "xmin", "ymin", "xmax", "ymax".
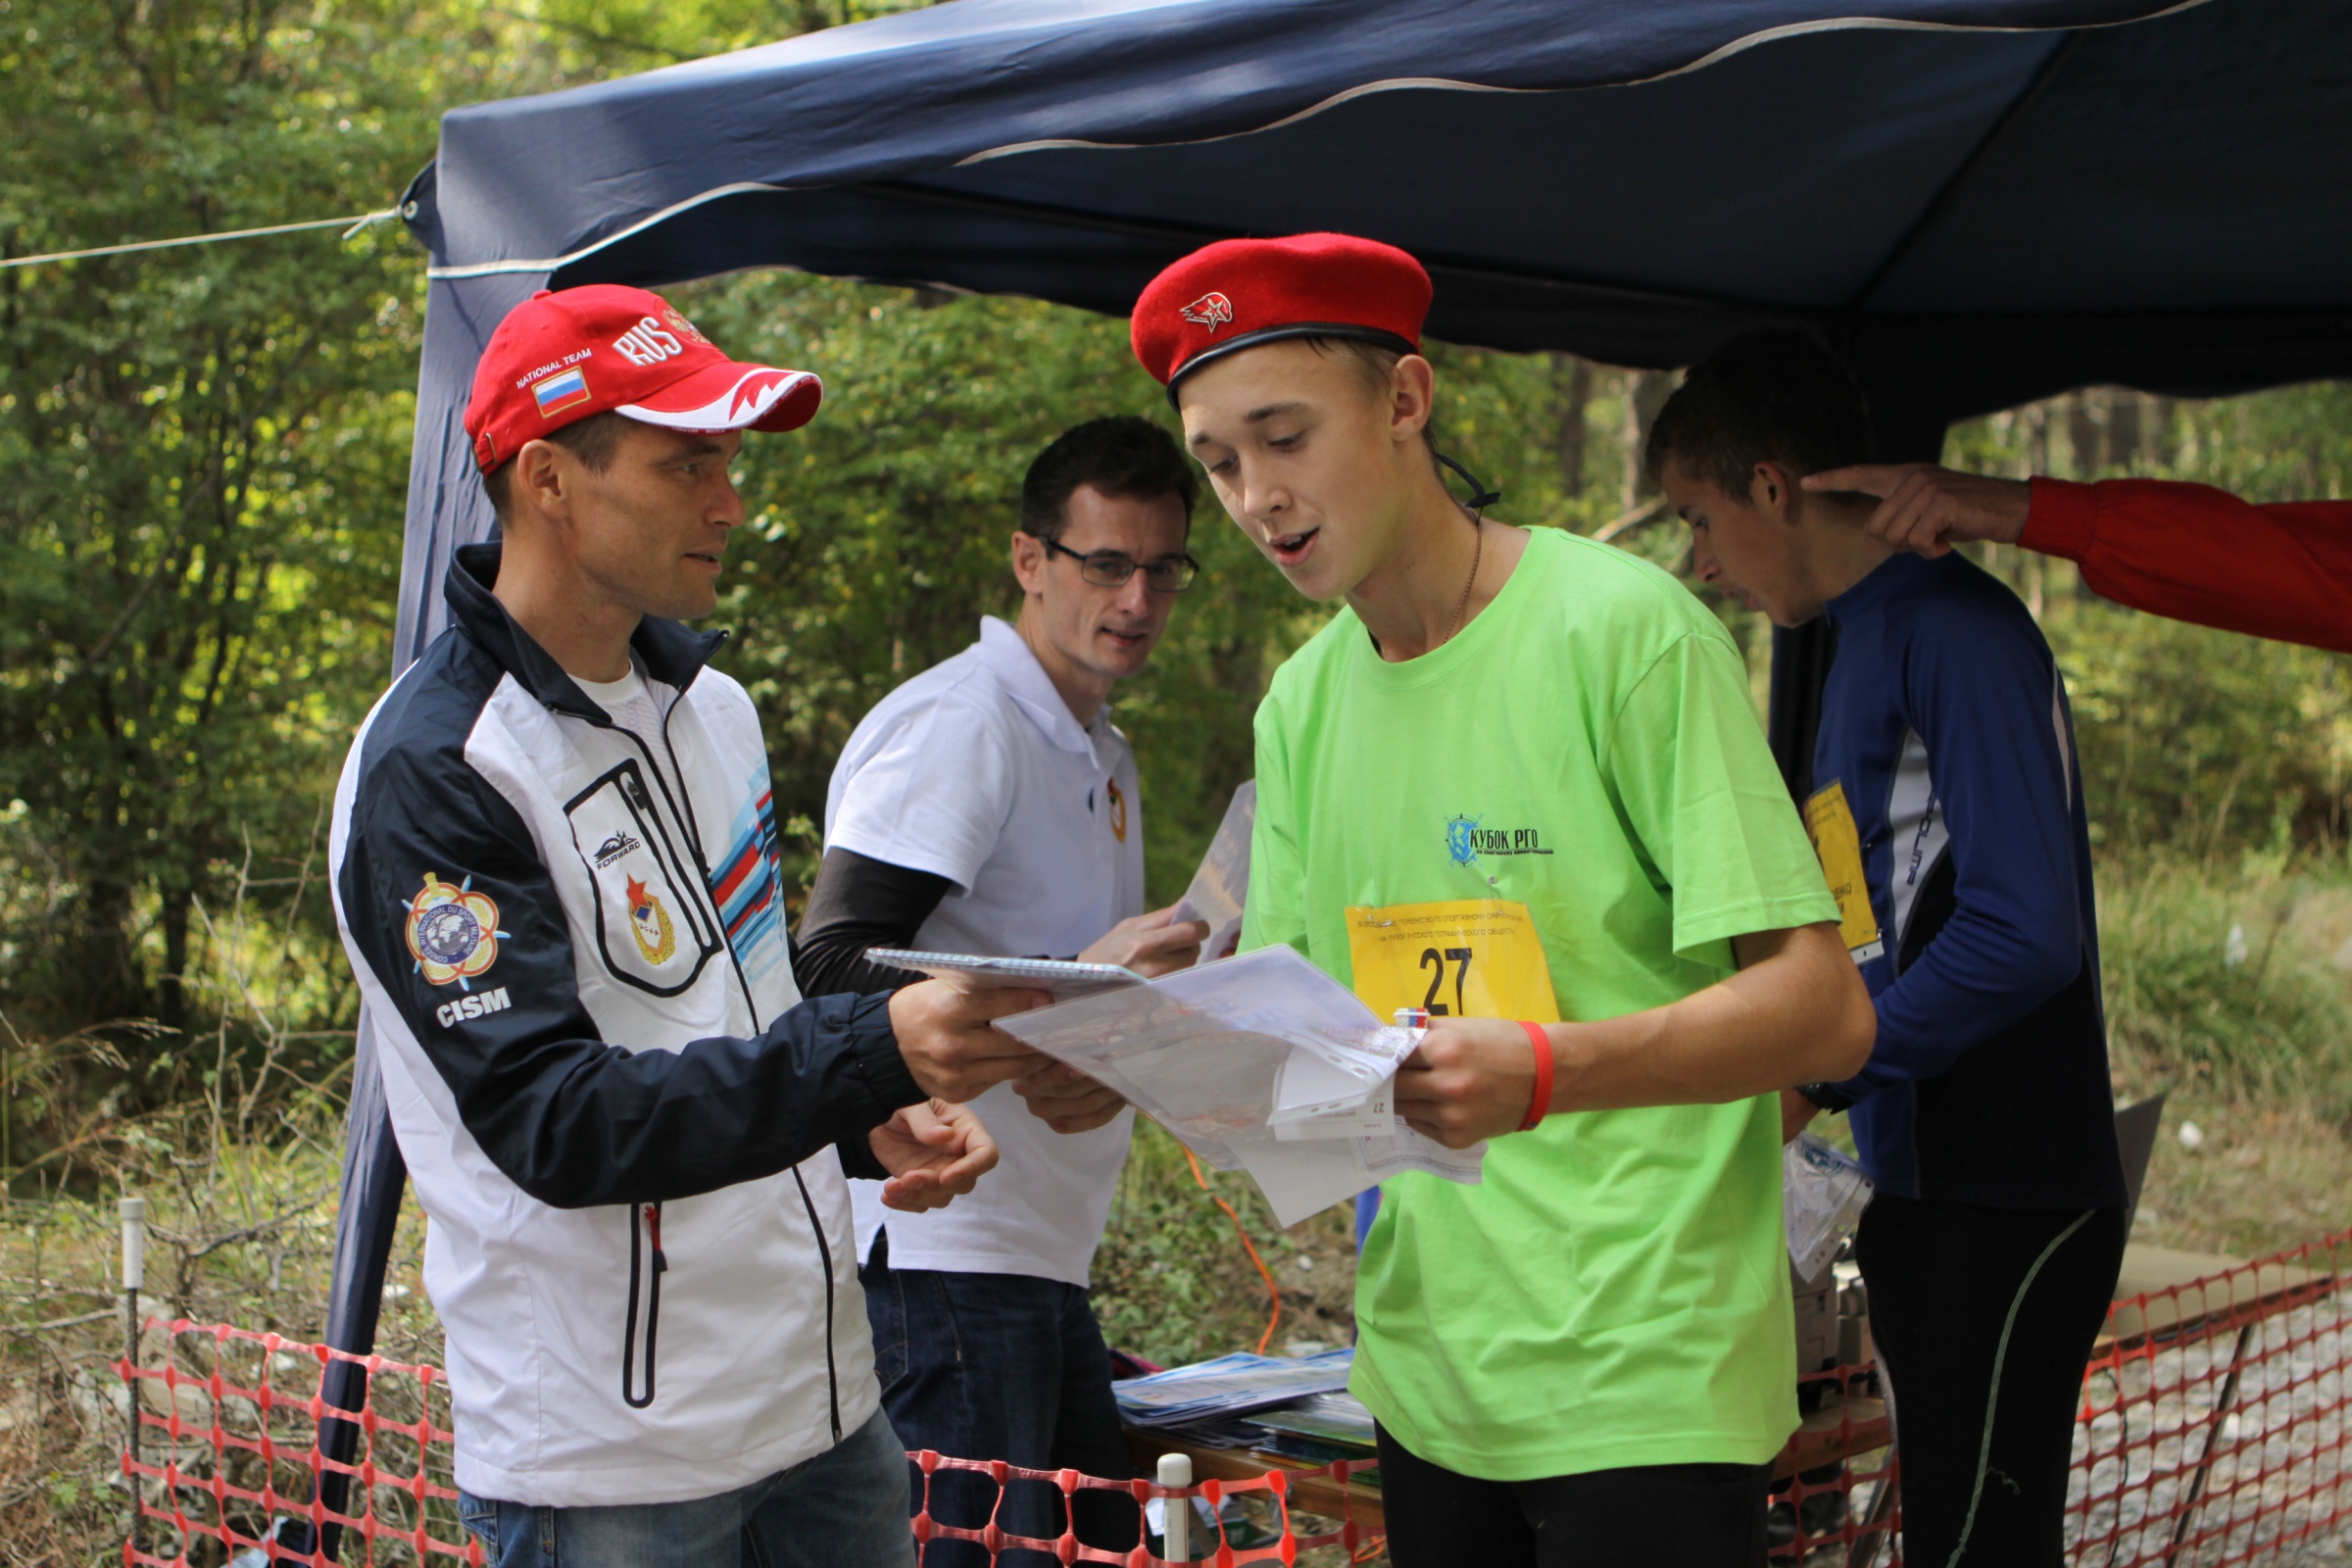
[
  {"xmin": 1394, "ymin": 1017, "xmax": 1547, "ymax": 1147},
  {"xmin": 1080, "ymin": 904, "xmax": 1208, "ymax": 978},
  {"xmin": 1013, "ymin": 1057, "xmax": 1128, "ymax": 1134},
  {"xmin": 884, "ymin": 979, "xmax": 1053, "ymax": 1101},
  {"xmin": 990, "ymin": 944, "xmax": 1486, "ymax": 1225}
]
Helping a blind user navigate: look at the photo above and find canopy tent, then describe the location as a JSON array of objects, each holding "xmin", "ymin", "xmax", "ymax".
[
  {"xmin": 303, "ymin": 0, "xmax": 2352, "ymax": 1554},
  {"xmin": 394, "ymin": 0, "xmax": 2352, "ymax": 662}
]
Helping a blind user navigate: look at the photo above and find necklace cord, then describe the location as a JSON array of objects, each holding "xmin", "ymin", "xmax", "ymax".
[
  {"xmin": 1434, "ymin": 451, "xmax": 1502, "ymax": 512},
  {"xmin": 1444, "ymin": 514, "xmax": 1485, "ymax": 646}
]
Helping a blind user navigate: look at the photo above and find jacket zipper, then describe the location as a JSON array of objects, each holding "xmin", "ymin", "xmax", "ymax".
[
  {"xmin": 654, "ymin": 710, "xmax": 762, "ymax": 1015},
  {"xmin": 564, "ymin": 691, "xmax": 845, "ymax": 1446},
  {"xmin": 622, "ymin": 1201, "xmax": 665, "ymax": 1408},
  {"xmin": 661, "ymin": 703, "xmax": 844, "ymax": 1444}
]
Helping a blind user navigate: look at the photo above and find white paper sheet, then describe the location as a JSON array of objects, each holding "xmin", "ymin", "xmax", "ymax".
[
  {"xmin": 1170, "ymin": 782, "xmax": 1255, "ymax": 961},
  {"xmin": 994, "ymin": 943, "xmax": 1483, "ymax": 1225}
]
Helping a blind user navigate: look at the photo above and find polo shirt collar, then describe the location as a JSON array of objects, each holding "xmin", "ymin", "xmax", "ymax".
[{"xmin": 976, "ymin": 615, "xmax": 1103, "ymax": 760}]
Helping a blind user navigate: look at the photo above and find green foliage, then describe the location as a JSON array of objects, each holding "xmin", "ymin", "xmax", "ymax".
[
  {"xmin": 2099, "ymin": 848, "xmax": 2352, "ymax": 1115},
  {"xmin": 0, "ymin": 0, "xmax": 437, "ymax": 1044},
  {"xmin": 1944, "ymin": 387, "xmax": 2352, "ymax": 855},
  {"xmin": 1089, "ymin": 1119, "xmax": 1359, "ymax": 1368},
  {"xmin": 2051, "ymin": 610, "xmax": 2349, "ymax": 852},
  {"xmin": 0, "ymin": 1, "xmax": 913, "ymax": 1112}
]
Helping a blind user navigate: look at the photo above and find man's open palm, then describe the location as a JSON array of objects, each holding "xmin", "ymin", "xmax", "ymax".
[{"xmin": 871, "ymin": 1100, "xmax": 999, "ymax": 1212}]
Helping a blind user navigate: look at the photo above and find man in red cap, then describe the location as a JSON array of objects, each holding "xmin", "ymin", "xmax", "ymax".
[
  {"xmin": 328, "ymin": 284, "xmax": 1048, "ymax": 1567},
  {"xmin": 1136, "ymin": 236, "xmax": 1877, "ymax": 1566}
]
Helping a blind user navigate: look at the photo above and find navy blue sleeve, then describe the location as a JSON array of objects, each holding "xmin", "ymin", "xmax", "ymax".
[
  {"xmin": 1828, "ymin": 591, "xmax": 2087, "ymax": 1101},
  {"xmin": 340, "ymin": 747, "xmax": 925, "ymax": 1209}
]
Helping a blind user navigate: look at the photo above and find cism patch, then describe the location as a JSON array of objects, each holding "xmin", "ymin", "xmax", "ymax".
[{"xmin": 404, "ymin": 873, "xmax": 507, "ymax": 988}]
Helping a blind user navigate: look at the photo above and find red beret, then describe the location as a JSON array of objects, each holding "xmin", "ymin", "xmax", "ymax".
[{"xmin": 1131, "ymin": 233, "xmax": 1432, "ymax": 399}]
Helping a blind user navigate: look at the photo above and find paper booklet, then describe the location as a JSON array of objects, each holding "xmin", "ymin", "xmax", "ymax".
[
  {"xmin": 992, "ymin": 942, "xmax": 1484, "ymax": 1226},
  {"xmin": 1169, "ymin": 781, "xmax": 1255, "ymax": 961},
  {"xmin": 865, "ymin": 949, "xmax": 1148, "ymax": 1000}
]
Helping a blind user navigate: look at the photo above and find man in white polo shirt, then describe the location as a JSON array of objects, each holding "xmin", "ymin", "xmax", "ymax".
[{"xmin": 795, "ymin": 416, "xmax": 1207, "ymax": 1563}]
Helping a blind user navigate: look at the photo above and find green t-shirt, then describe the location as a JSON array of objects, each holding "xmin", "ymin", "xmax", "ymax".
[{"xmin": 1241, "ymin": 525, "xmax": 1838, "ymax": 1481}]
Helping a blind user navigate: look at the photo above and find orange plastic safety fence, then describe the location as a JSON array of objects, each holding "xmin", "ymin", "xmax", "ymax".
[
  {"xmin": 111, "ymin": 1318, "xmax": 1375, "ymax": 1567},
  {"xmin": 113, "ymin": 1229, "xmax": 2352, "ymax": 1567},
  {"xmin": 1770, "ymin": 1227, "xmax": 2352, "ymax": 1566},
  {"xmin": 1776, "ymin": 1367, "xmax": 1902, "ymax": 1564},
  {"xmin": 2071, "ymin": 1228, "xmax": 2352, "ymax": 1566},
  {"xmin": 117, "ymin": 1318, "xmax": 482, "ymax": 1567},
  {"xmin": 908, "ymin": 1449, "xmax": 1383, "ymax": 1564}
]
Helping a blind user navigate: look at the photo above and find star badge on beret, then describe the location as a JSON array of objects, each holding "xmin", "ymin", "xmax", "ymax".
[
  {"xmin": 1181, "ymin": 292, "xmax": 1235, "ymax": 332},
  {"xmin": 1131, "ymin": 233, "xmax": 1432, "ymax": 400}
]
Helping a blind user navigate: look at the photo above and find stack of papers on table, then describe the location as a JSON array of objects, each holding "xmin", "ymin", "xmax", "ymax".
[
  {"xmin": 1245, "ymin": 1391, "xmax": 1377, "ymax": 1452},
  {"xmin": 993, "ymin": 944, "xmax": 1485, "ymax": 1225},
  {"xmin": 1115, "ymin": 1349, "xmax": 1357, "ymax": 1431}
]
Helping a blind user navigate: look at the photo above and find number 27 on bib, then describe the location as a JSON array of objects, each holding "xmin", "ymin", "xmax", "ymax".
[{"xmin": 1345, "ymin": 899, "xmax": 1561, "ymax": 1023}]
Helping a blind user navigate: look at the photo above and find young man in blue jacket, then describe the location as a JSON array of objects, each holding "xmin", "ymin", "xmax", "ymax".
[{"xmin": 1650, "ymin": 333, "xmax": 2129, "ymax": 1568}]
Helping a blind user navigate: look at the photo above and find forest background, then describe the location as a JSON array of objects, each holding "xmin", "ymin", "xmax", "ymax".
[{"xmin": 3, "ymin": 0, "xmax": 2350, "ymax": 1559}]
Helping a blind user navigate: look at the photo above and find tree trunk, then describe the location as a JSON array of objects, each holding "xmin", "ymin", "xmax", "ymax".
[
  {"xmin": 2107, "ymin": 392, "xmax": 2143, "ymax": 469},
  {"xmin": 158, "ymin": 886, "xmax": 189, "ymax": 1033},
  {"xmin": 66, "ymin": 874, "xmax": 148, "ymax": 1029},
  {"xmin": 1622, "ymin": 369, "xmax": 1677, "ymax": 511},
  {"xmin": 1554, "ymin": 355, "xmax": 1593, "ymax": 501},
  {"xmin": 2067, "ymin": 391, "xmax": 2105, "ymax": 476}
]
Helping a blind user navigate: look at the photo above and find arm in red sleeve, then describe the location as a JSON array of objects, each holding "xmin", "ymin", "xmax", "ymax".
[{"xmin": 2023, "ymin": 477, "xmax": 2352, "ymax": 654}]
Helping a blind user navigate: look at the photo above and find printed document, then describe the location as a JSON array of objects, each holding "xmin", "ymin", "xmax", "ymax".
[
  {"xmin": 994, "ymin": 943, "xmax": 1483, "ymax": 1225},
  {"xmin": 1170, "ymin": 782, "xmax": 1255, "ymax": 961}
]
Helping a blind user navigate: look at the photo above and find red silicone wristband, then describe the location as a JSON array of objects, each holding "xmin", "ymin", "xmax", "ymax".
[{"xmin": 1518, "ymin": 1021, "xmax": 1553, "ymax": 1132}]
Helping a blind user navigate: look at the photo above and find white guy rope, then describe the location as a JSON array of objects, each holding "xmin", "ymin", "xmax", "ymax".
[{"xmin": 0, "ymin": 208, "xmax": 401, "ymax": 270}]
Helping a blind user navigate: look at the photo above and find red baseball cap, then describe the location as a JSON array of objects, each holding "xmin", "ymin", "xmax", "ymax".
[
  {"xmin": 465, "ymin": 284, "xmax": 822, "ymax": 473},
  {"xmin": 1131, "ymin": 233, "xmax": 1432, "ymax": 400}
]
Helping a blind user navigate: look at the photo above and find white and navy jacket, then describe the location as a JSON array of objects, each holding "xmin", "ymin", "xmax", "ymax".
[{"xmin": 328, "ymin": 544, "xmax": 923, "ymax": 1507}]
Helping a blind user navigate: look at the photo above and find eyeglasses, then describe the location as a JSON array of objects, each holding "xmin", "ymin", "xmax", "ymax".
[{"xmin": 1041, "ymin": 538, "xmax": 1201, "ymax": 593}]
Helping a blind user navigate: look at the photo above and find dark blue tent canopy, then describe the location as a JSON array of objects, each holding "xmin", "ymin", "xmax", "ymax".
[
  {"xmin": 396, "ymin": 0, "xmax": 2352, "ymax": 661},
  {"xmin": 310, "ymin": 4, "xmax": 2350, "ymax": 1554}
]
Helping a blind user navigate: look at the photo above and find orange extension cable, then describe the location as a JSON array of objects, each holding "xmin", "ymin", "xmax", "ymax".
[{"xmin": 1182, "ymin": 1145, "xmax": 1283, "ymax": 1355}]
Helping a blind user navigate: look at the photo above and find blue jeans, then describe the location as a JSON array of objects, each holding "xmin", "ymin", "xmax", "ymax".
[
  {"xmin": 861, "ymin": 1232, "xmax": 1138, "ymax": 1568},
  {"xmin": 457, "ymin": 1407, "xmax": 914, "ymax": 1568}
]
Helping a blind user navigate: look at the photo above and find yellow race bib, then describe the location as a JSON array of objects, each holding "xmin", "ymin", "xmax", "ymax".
[
  {"xmin": 1345, "ymin": 899, "xmax": 1561, "ymax": 1023},
  {"xmin": 1803, "ymin": 780, "xmax": 1885, "ymax": 964}
]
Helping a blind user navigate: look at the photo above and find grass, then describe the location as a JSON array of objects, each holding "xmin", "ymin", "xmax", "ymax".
[
  {"xmin": 2101, "ymin": 847, "xmax": 2352, "ymax": 1259},
  {"xmin": 2103, "ymin": 848, "xmax": 2352, "ymax": 1117},
  {"xmin": 1091, "ymin": 1118, "xmax": 1362, "ymax": 1370},
  {"xmin": 0, "ymin": 1096, "xmax": 437, "ymax": 1567},
  {"xmin": 0, "ymin": 1102, "xmax": 1354, "ymax": 1566}
]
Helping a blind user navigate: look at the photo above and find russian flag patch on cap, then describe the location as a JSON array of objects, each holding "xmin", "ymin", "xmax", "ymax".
[{"xmin": 532, "ymin": 367, "xmax": 591, "ymax": 418}]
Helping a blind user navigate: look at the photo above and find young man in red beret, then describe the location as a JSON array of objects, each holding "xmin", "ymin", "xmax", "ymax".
[{"xmin": 1132, "ymin": 235, "xmax": 1877, "ymax": 1566}]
